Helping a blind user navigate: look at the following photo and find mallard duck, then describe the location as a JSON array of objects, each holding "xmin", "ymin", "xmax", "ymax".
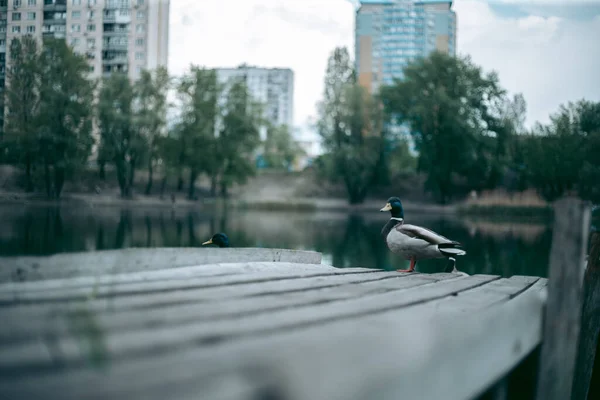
[
  {"xmin": 380, "ymin": 197, "xmax": 466, "ymax": 273},
  {"xmin": 202, "ymin": 233, "xmax": 230, "ymax": 248}
]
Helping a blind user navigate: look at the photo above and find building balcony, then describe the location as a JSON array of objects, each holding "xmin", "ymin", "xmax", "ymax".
[
  {"xmin": 43, "ymin": 0, "xmax": 67, "ymax": 12},
  {"xmin": 115, "ymin": 15, "xmax": 131, "ymax": 24},
  {"xmin": 43, "ymin": 18, "xmax": 67, "ymax": 25},
  {"xmin": 42, "ymin": 31, "xmax": 66, "ymax": 39},
  {"xmin": 102, "ymin": 56, "xmax": 128, "ymax": 65},
  {"xmin": 103, "ymin": 30, "xmax": 129, "ymax": 37},
  {"xmin": 103, "ymin": 42, "xmax": 128, "ymax": 50}
]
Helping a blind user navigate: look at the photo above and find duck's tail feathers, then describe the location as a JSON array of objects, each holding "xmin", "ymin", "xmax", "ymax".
[{"xmin": 438, "ymin": 243, "xmax": 466, "ymax": 257}]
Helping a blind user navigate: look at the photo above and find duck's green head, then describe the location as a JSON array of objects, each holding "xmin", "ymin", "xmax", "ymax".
[
  {"xmin": 380, "ymin": 197, "xmax": 404, "ymax": 219},
  {"xmin": 202, "ymin": 233, "xmax": 230, "ymax": 248}
]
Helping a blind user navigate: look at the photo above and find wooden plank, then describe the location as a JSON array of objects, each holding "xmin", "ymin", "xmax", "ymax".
[
  {"xmin": 0, "ymin": 247, "xmax": 323, "ymax": 283},
  {"xmin": 389, "ymin": 276, "xmax": 545, "ymax": 318},
  {"xmin": 0, "ymin": 275, "xmax": 498, "ymax": 374},
  {"xmin": 0, "ymin": 274, "xmax": 458, "ymax": 346},
  {"xmin": 0, "ymin": 262, "xmax": 377, "ymax": 299},
  {"xmin": 0, "ymin": 262, "xmax": 346, "ymax": 294},
  {"xmin": 572, "ymin": 230, "xmax": 600, "ymax": 400},
  {"xmin": 0, "ymin": 275, "xmax": 545, "ymax": 400},
  {"xmin": 0, "ymin": 263, "xmax": 385, "ymax": 305},
  {"xmin": 535, "ymin": 197, "xmax": 591, "ymax": 400},
  {"xmin": 0, "ymin": 267, "xmax": 403, "ymax": 324},
  {"xmin": 488, "ymin": 377, "xmax": 509, "ymax": 400}
]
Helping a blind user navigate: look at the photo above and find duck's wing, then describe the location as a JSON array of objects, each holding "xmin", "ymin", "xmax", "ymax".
[{"xmin": 396, "ymin": 224, "xmax": 459, "ymax": 245}]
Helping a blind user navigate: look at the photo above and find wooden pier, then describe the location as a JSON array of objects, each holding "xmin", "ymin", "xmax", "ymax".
[{"xmin": 0, "ymin": 198, "xmax": 598, "ymax": 400}]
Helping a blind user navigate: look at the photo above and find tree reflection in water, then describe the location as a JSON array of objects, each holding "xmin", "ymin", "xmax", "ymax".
[{"xmin": 0, "ymin": 206, "xmax": 553, "ymax": 277}]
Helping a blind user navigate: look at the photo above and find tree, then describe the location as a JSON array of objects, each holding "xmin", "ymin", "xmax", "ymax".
[
  {"xmin": 217, "ymin": 79, "xmax": 262, "ymax": 196},
  {"xmin": 36, "ymin": 38, "xmax": 95, "ymax": 198},
  {"xmin": 262, "ymin": 124, "xmax": 305, "ymax": 170},
  {"xmin": 317, "ymin": 47, "xmax": 383, "ymax": 204},
  {"xmin": 97, "ymin": 73, "xmax": 144, "ymax": 198},
  {"xmin": 176, "ymin": 66, "xmax": 220, "ymax": 199},
  {"xmin": 518, "ymin": 100, "xmax": 600, "ymax": 202},
  {"xmin": 380, "ymin": 52, "xmax": 510, "ymax": 204},
  {"xmin": 3, "ymin": 36, "xmax": 40, "ymax": 192},
  {"xmin": 135, "ymin": 66, "xmax": 170, "ymax": 195}
]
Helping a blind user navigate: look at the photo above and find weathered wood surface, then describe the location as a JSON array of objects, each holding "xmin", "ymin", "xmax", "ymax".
[
  {"xmin": 0, "ymin": 247, "xmax": 322, "ymax": 283},
  {"xmin": 535, "ymin": 198, "xmax": 591, "ymax": 400},
  {"xmin": 0, "ymin": 254, "xmax": 547, "ymax": 400},
  {"xmin": 572, "ymin": 230, "xmax": 600, "ymax": 400}
]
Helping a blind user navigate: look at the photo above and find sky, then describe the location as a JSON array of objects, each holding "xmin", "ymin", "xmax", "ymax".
[{"xmin": 168, "ymin": 0, "xmax": 600, "ymax": 140}]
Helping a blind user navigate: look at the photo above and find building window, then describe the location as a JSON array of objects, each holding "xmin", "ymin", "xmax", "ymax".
[
  {"xmin": 26, "ymin": 12, "xmax": 35, "ymax": 20},
  {"xmin": 26, "ymin": 25, "xmax": 35, "ymax": 33},
  {"xmin": 72, "ymin": 0, "xmax": 81, "ymax": 5},
  {"xmin": 0, "ymin": 27, "xmax": 6, "ymax": 33},
  {"xmin": 88, "ymin": 10, "xmax": 95, "ymax": 18},
  {"xmin": 88, "ymin": 65, "xmax": 94, "ymax": 73},
  {"xmin": 70, "ymin": 38, "xmax": 80, "ymax": 46},
  {"xmin": 136, "ymin": 10, "xmax": 145, "ymax": 19},
  {"xmin": 87, "ymin": 24, "xmax": 95, "ymax": 31},
  {"xmin": 135, "ymin": 38, "xmax": 144, "ymax": 46},
  {"xmin": 87, "ymin": 38, "xmax": 95, "ymax": 47},
  {"xmin": 72, "ymin": 11, "xmax": 80, "ymax": 19},
  {"xmin": 136, "ymin": 24, "xmax": 144, "ymax": 33},
  {"xmin": 136, "ymin": 0, "xmax": 143, "ymax": 5},
  {"xmin": 12, "ymin": 26, "xmax": 21, "ymax": 33},
  {"xmin": 71, "ymin": 24, "xmax": 80, "ymax": 32},
  {"xmin": 135, "ymin": 52, "xmax": 144, "ymax": 60},
  {"xmin": 0, "ymin": 39, "xmax": 5, "ymax": 46},
  {"xmin": 12, "ymin": 12, "xmax": 21, "ymax": 21},
  {"xmin": 28, "ymin": 0, "xmax": 36, "ymax": 5},
  {"xmin": 14, "ymin": 0, "xmax": 21, "ymax": 6}
]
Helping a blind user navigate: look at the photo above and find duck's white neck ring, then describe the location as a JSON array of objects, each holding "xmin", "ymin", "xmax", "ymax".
[{"xmin": 391, "ymin": 217, "xmax": 404, "ymax": 222}]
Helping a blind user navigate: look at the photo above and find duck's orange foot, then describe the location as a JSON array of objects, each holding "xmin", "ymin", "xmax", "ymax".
[{"xmin": 397, "ymin": 258, "xmax": 416, "ymax": 273}]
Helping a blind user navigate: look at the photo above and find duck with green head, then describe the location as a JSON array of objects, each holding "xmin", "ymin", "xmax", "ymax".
[
  {"xmin": 202, "ymin": 233, "xmax": 230, "ymax": 248},
  {"xmin": 380, "ymin": 197, "xmax": 466, "ymax": 273}
]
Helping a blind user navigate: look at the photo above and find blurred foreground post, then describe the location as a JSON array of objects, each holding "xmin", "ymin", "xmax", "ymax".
[
  {"xmin": 572, "ymin": 228, "xmax": 600, "ymax": 400},
  {"xmin": 535, "ymin": 197, "xmax": 591, "ymax": 400}
]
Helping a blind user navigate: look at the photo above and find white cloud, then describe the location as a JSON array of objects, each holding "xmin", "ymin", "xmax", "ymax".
[
  {"xmin": 168, "ymin": 0, "xmax": 600, "ymax": 136},
  {"xmin": 455, "ymin": 0, "xmax": 600, "ymax": 127}
]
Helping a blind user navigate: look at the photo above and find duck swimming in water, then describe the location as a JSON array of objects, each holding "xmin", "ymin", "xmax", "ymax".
[
  {"xmin": 202, "ymin": 233, "xmax": 230, "ymax": 248},
  {"xmin": 380, "ymin": 197, "xmax": 466, "ymax": 273}
]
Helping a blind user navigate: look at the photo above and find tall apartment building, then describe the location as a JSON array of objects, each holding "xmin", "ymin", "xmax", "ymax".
[
  {"xmin": 216, "ymin": 66, "xmax": 294, "ymax": 140},
  {"xmin": 355, "ymin": 0, "xmax": 456, "ymax": 93},
  {"xmin": 0, "ymin": 0, "xmax": 169, "ymax": 89}
]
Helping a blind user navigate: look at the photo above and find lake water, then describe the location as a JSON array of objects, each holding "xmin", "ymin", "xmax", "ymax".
[{"xmin": 0, "ymin": 205, "xmax": 553, "ymax": 277}]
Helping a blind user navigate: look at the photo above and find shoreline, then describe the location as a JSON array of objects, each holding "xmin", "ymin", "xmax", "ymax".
[{"xmin": 0, "ymin": 191, "xmax": 559, "ymax": 219}]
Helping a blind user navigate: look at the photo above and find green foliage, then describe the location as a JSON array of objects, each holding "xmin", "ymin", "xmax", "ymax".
[
  {"xmin": 2, "ymin": 37, "xmax": 94, "ymax": 198},
  {"xmin": 217, "ymin": 79, "xmax": 262, "ymax": 196},
  {"xmin": 97, "ymin": 73, "xmax": 141, "ymax": 198},
  {"xmin": 175, "ymin": 66, "xmax": 220, "ymax": 199},
  {"xmin": 380, "ymin": 52, "xmax": 513, "ymax": 204},
  {"xmin": 317, "ymin": 47, "xmax": 383, "ymax": 204},
  {"xmin": 135, "ymin": 66, "xmax": 170, "ymax": 194},
  {"xmin": 3, "ymin": 36, "xmax": 40, "ymax": 192},
  {"xmin": 262, "ymin": 124, "xmax": 305, "ymax": 170},
  {"xmin": 388, "ymin": 138, "xmax": 417, "ymax": 174},
  {"xmin": 517, "ymin": 100, "xmax": 600, "ymax": 203},
  {"xmin": 37, "ymin": 38, "xmax": 95, "ymax": 198}
]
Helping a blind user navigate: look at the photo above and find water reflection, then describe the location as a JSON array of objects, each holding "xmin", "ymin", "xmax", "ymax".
[{"xmin": 0, "ymin": 206, "xmax": 552, "ymax": 277}]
